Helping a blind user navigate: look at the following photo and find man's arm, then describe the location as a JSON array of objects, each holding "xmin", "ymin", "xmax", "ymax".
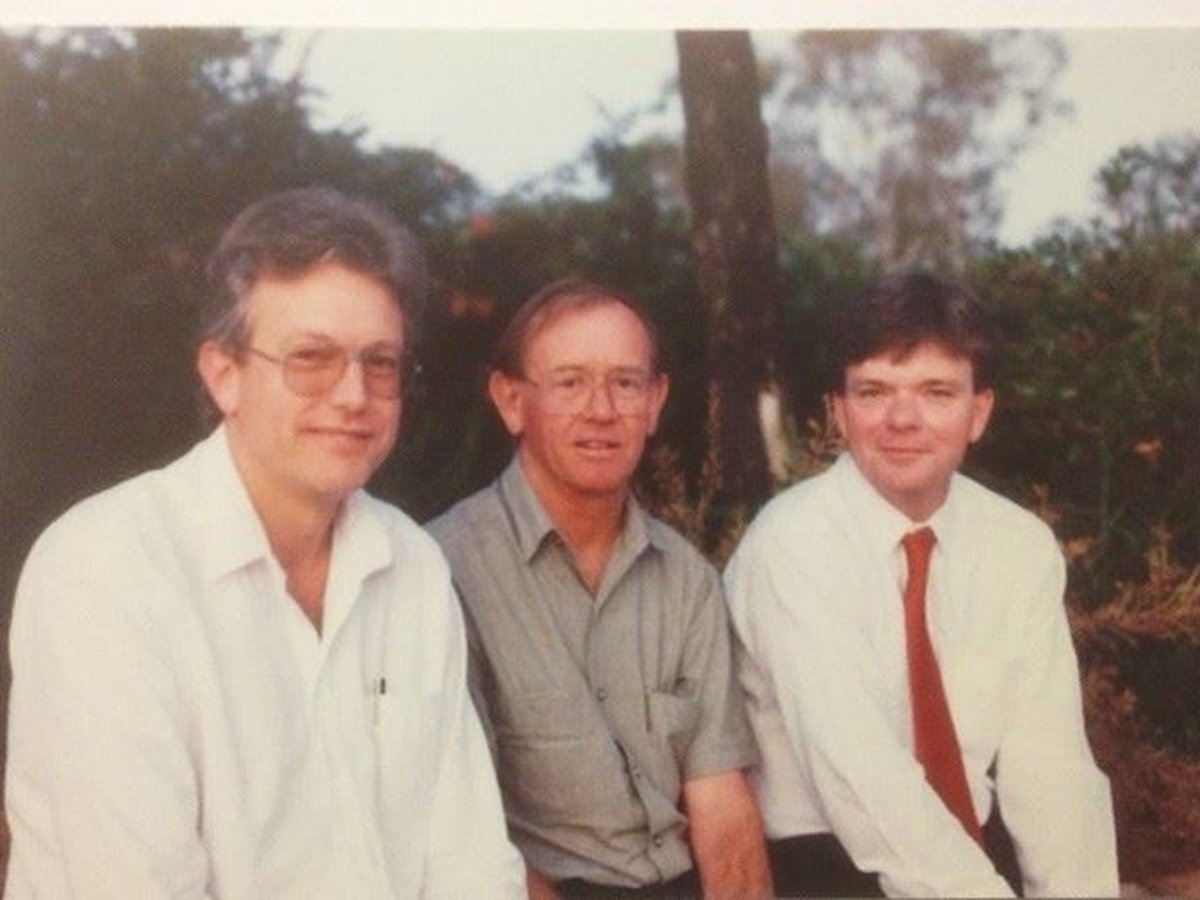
[
  {"xmin": 683, "ymin": 770, "xmax": 772, "ymax": 900},
  {"xmin": 459, "ymin": 587, "xmax": 501, "ymax": 763},
  {"xmin": 992, "ymin": 549, "xmax": 1118, "ymax": 896},
  {"xmin": 725, "ymin": 524, "xmax": 1014, "ymax": 898},
  {"xmin": 524, "ymin": 865, "xmax": 560, "ymax": 900},
  {"xmin": 450, "ymin": 580, "xmax": 559, "ymax": 900},
  {"xmin": 5, "ymin": 517, "xmax": 210, "ymax": 898},
  {"xmin": 421, "ymin": 584, "xmax": 526, "ymax": 899},
  {"xmin": 670, "ymin": 562, "xmax": 771, "ymax": 898}
]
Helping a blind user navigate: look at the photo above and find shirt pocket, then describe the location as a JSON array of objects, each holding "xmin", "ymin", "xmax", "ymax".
[
  {"xmin": 374, "ymin": 690, "xmax": 438, "ymax": 813},
  {"xmin": 494, "ymin": 690, "xmax": 632, "ymax": 827},
  {"xmin": 646, "ymin": 689, "xmax": 702, "ymax": 773}
]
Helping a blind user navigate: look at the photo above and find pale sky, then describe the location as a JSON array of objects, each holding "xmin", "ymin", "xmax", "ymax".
[
  {"xmin": 4, "ymin": 3, "xmax": 1199, "ymax": 246},
  {"xmin": 276, "ymin": 28, "xmax": 1200, "ymax": 246}
]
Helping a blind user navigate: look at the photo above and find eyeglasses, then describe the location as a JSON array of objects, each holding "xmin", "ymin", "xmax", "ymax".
[
  {"xmin": 246, "ymin": 341, "xmax": 407, "ymax": 399},
  {"xmin": 522, "ymin": 368, "xmax": 657, "ymax": 415}
]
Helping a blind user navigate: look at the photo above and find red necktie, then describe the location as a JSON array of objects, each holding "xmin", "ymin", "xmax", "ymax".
[{"xmin": 902, "ymin": 527, "xmax": 983, "ymax": 846}]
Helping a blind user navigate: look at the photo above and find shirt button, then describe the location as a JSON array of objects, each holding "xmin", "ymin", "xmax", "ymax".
[
  {"xmin": 653, "ymin": 836, "xmax": 664, "ymax": 848},
  {"xmin": 596, "ymin": 687, "xmax": 608, "ymax": 701}
]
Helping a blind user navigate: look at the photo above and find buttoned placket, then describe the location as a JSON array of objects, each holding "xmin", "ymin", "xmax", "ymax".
[
  {"xmin": 500, "ymin": 460, "xmax": 695, "ymax": 884},
  {"xmin": 262, "ymin": 532, "xmax": 393, "ymax": 894},
  {"xmin": 581, "ymin": 538, "xmax": 691, "ymax": 880}
]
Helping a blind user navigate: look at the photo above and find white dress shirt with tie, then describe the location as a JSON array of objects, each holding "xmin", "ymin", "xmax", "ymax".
[
  {"xmin": 5, "ymin": 426, "xmax": 524, "ymax": 899},
  {"xmin": 725, "ymin": 453, "xmax": 1117, "ymax": 897}
]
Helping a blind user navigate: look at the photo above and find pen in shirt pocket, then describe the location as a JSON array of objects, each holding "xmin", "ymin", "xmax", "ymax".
[{"xmin": 373, "ymin": 676, "xmax": 387, "ymax": 725}]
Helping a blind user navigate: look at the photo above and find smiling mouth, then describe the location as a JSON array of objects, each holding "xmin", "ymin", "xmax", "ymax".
[
  {"xmin": 309, "ymin": 427, "xmax": 374, "ymax": 443},
  {"xmin": 574, "ymin": 438, "xmax": 621, "ymax": 453}
]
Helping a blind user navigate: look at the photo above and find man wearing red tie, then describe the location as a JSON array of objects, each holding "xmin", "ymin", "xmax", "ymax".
[{"xmin": 724, "ymin": 272, "xmax": 1118, "ymax": 896}]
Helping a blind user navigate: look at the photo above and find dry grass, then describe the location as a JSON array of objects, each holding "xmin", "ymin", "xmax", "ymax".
[
  {"xmin": 1069, "ymin": 526, "xmax": 1200, "ymax": 890},
  {"xmin": 1079, "ymin": 661, "xmax": 1200, "ymax": 888}
]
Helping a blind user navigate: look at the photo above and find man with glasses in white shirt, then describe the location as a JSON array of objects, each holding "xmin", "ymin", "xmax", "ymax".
[
  {"xmin": 5, "ymin": 187, "xmax": 523, "ymax": 898},
  {"xmin": 430, "ymin": 279, "xmax": 771, "ymax": 899},
  {"xmin": 725, "ymin": 271, "xmax": 1118, "ymax": 897}
]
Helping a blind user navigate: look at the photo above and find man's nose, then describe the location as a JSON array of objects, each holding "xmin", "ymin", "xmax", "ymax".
[
  {"xmin": 329, "ymin": 356, "xmax": 370, "ymax": 408},
  {"xmin": 581, "ymin": 378, "xmax": 618, "ymax": 418},
  {"xmin": 884, "ymin": 392, "xmax": 920, "ymax": 428}
]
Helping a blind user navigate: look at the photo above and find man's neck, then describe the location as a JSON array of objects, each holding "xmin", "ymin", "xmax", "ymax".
[
  {"xmin": 256, "ymin": 490, "xmax": 339, "ymax": 633},
  {"xmin": 519, "ymin": 458, "xmax": 627, "ymax": 595},
  {"xmin": 225, "ymin": 432, "xmax": 341, "ymax": 631},
  {"xmin": 845, "ymin": 452, "xmax": 952, "ymax": 524}
]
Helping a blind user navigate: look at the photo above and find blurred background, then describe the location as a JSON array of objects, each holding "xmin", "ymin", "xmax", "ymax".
[{"xmin": 1, "ymin": 24, "xmax": 1198, "ymax": 891}]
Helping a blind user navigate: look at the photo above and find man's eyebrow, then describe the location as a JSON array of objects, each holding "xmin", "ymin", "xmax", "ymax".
[{"xmin": 919, "ymin": 377, "xmax": 968, "ymax": 388}]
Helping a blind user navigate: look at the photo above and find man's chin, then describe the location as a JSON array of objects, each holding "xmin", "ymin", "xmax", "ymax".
[{"xmin": 570, "ymin": 473, "xmax": 633, "ymax": 500}]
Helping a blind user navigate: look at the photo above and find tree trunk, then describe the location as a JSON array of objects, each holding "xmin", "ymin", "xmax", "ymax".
[{"xmin": 675, "ymin": 30, "xmax": 785, "ymax": 545}]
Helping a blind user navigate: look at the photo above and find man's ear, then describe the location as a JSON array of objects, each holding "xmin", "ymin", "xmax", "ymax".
[
  {"xmin": 830, "ymin": 391, "xmax": 848, "ymax": 440},
  {"xmin": 968, "ymin": 387, "xmax": 995, "ymax": 444},
  {"xmin": 487, "ymin": 370, "xmax": 526, "ymax": 438},
  {"xmin": 197, "ymin": 341, "xmax": 241, "ymax": 419},
  {"xmin": 644, "ymin": 373, "xmax": 670, "ymax": 436}
]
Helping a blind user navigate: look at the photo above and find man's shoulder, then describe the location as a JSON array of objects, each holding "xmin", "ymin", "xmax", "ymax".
[
  {"xmin": 952, "ymin": 472, "xmax": 1059, "ymax": 552},
  {"xmin": 15, "ymin": 453, "xmax": 205, "ymax": 634},
  {"xmin": 358, "ymin": 491, "xmax": 448, "ymax": 565},
  {"xmin": 637, "ymin": 512, "xmax": 725, "ymax": 608},
  {"xmin": 32, "ymin": 458, "xmax": 185, "ymax": 563},
  {"xmin": 425, "ymin": 481, "xmax": 506, "ymax": 554},
  {"xmin": 640, "ymin": 511, "xmax": 715, "ymax": 570},
  {"xmin": 724, "ymin": 465, "xmax": 863, "ymax": 591},
  {"xmin": 423, "ymin": 481, "xmax": 523, "ymax": 599},
  {"xmin": 742, "ymin": 465, "xmax": 843, "ymax": 545}
]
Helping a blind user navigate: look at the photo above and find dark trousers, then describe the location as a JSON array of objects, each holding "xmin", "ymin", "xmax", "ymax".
[
  {"xmin": 557, "ymin": 868, "xmax": 701, "ymax": 899},
  {"xmin": 769, "ymin": 807, "xmax": 1022, "ymax": 898}
]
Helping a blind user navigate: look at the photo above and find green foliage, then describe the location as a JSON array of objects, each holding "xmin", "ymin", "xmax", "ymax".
[
  {"xmin": 1097, "ymin": 133, "xmax": 1200, "ymax": 240},
  {"xmin": 0, "ymin": 27, "xmax": 478, "ymax": 605},
  {"xmin": 969, "ymin": 142, "xmax": 1200, "ymax": 595},
  {"xmin": 764, "ymin": 30, "xmax": 1070, "ymax": 270},
  {"xmin": 751, "ymin": 133, "xmax": 1200, "ymax": 618},
  {"xmin": 777, "ymin": 231, "xmax": 880, "ymax": 421},
  {"xmin": 382, "ymin": 135, "xmax": 704, "ymax": 520},
  {"xmin": 1070, "ymin": 533, "xmax": 1200, "ymax": 882},
  {"xmin": 1, "ymin": 26, "xmax": 1199, "ymax": 885}
]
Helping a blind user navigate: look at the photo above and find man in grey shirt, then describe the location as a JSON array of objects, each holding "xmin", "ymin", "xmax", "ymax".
[{"xmin": 429, "ymin": 278, "xmax": 771, "ymax": 899}]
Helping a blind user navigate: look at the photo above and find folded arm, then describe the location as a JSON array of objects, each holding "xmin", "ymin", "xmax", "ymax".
[
  {"xmin": 993, "ymin": 554, "xmax": 1118, "ymax": 896},
  {"xmin": 684, "ymin": 770, "xmax": 773, "ymax": 900}
]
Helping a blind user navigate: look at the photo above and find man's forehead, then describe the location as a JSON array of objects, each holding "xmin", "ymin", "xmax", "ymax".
[
  {"xmin": 526, "ymin": 299, "xmax": 652, "ymax": 352},
  {"xmin": 846, "ymin": 341, "xmax": 976, "ymax": 381},
  {"xmin": 856, "ymin": 340, "xmax": 970, "ymax": 367}
]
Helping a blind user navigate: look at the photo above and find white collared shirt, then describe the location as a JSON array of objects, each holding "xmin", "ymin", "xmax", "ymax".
[
  {"xmin": 5, "ymin": 427, "xmax": 524, "ymax": 899},
  {"xmin": 725, "ymin": 453, "xmax": 1117, "ymax": 898}
]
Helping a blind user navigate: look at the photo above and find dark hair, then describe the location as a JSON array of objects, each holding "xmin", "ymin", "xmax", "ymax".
[
  {"xmin": 492, "ymin": 277, "xmax": 662, "ymax": 377},
  {"xmin": 199, "ymin": 186, "xmax": 426, "ymax": 353},
  {"xmin": 830, "ymin": 271, "xmax": 997, "ymax": 392}
]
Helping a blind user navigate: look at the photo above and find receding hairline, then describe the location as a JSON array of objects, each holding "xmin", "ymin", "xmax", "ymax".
[
  {"xmin": 246, "ymin": 256, "xmax": 404, "ymax": 300},
  {"xmin": 495, "ymin": 281, "xmax": 662, "ymax": 377}
]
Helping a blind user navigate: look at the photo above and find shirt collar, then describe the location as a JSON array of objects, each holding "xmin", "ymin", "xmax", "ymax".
[
  {"xmin": 193, "ymin": 425, "xmax": 392, "ymax": 583},
  {"xmin": 330, "ymin": 490, "xmax": 394, "ymax": 581},
  {"xmin": 834, "ymin": 451, "xmax": 960, "ymax": 556},
  {"xmin": 497, "ymin": 456, "xmax": 657, "ymax": 564},
  {"xmin": 193, "ymin": 426, "xmax": 274, "ymax": 580}
]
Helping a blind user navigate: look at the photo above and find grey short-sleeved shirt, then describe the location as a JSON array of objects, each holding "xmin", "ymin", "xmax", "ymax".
[{"xmin": 428, "ymin": 458, "xmax": 757, "ymax": 888}]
